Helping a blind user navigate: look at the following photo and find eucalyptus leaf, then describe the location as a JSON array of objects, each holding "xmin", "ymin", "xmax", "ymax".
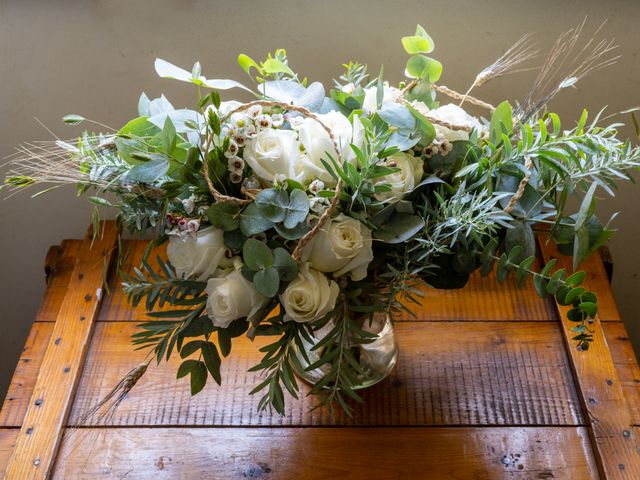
[
  {"xmin": 260, "ymin": 80, "xmax": 325, "ymax": 111},
  {"xmin": 138, "ymin": 93, "xmax": 151, "ymax": 116},
  {"xmin": 253, "ymin": 267, "xmax": 280, "ymax": 297},
  {"xmin": 505, "ymin": 220, "xmax": 536, "ymax": 259},
  {"xmin": 255, "ymin": 188, "xmax": 288, "ymax": 223},
  {"xmin": 275, "ymin": 221, "xmax": 310, "ymax": 240},
  {"xmin": 223, "ymin": 229, "xmax": 246, "ymax": 251},
  {"xmin": 402, "ymin": 35, "xmax": 434, "ymax": 54},
  {"xmin": 386, "ymin": 132, "xmax": 421, "ymax": 151},
  {"xmin": 126, "ymin": 155, "xmax": 170, "ymax": 183},
  {"xmin": 284, "ymin": 189, "xmax": 310, "ymax": 228},
  {"xmin": 243, "ymin": 238, "xmax": 273, "ymax": 271},
  {"xmin": 405, "ymin": 55, "xmax": 442, "ymax": 82},
  {"xmin": 208, "ymin": 203, "xmax": 241, "ymax": 231},
  {"xmin": 377, "ymin": 103, "xmax": 416, "ymax": 133},
  {"xmin": 149, "ymin": 94, "xmax": 175, "ymax": 116},
  {"xmin": 240, "ymin": 203, "xmax": 275, "ymax": 236},
  {"xmin": 373, "ymin": 214, "xmax": 425, "ymax": 243},
  {"xmin": 273, "ymin": 248, "xmax": 298, "ymax": 281},
  {"xmin": 573, "ymin": 225, "xmax": 590, "ymax": 271}
]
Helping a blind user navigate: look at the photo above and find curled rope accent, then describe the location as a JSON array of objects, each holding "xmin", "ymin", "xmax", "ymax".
[
  {"xmin": 432, "ymin": 84, "xmax": 496, "ymax": 112},
  {"xmin": 202, "ymin": 99, "xmax": 343, "ymax": 262},
  {"xmin": 503, "ymin": 155, "xmax": 533, "ymax": 214}
]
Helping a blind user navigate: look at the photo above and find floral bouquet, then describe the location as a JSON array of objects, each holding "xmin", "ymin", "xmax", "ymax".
[{"xmin": 4, "ymin": 24, "xmax": 639, "ymax": 415}]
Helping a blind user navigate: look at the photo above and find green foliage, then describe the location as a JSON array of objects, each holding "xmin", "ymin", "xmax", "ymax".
[
  {"xmin": 249, "ymin": 314, "xmax": 310, "ymax": 415},
  {"xmin": 401, "ymin": 25, "xmax": 434, "ymax": 54},
  {"xmin": 208, "ymin": 203, "xmax": 241, "ymax": 231},
  {"xmin": 242, "ymin": 239, "xmax": 298, "ymax": 298},
  {"xmin": 255, "ymin": 188, "xmax": 310, "ymax": 229},
  {"xmin": 493, "ymin": 248, "xmax": 597, "ymax": 350},
  {"xmin": 402, "ymin": 25, "xmax": 442, "ymax": 83},
  {"xmin": 126, "ymin": 155, "xmax": 170, "ymax": 183},
  {"xmin": 405, "ymin": 55, "xmax": 442, "ymax": 82},
  {"xmin": 240, "ymin": 203, "xmax": 275, "ymax": 236},
  {"xmin": 177, "ymin": 359, "xmax": 208, "ymax": 394},
  {"xmin": 237, "ymin": 49, "xmax": 298, "ymax": 83},
  {"xmin": 373, "ymin": 213, "xmax": 425, "ymax": 243},
  {"xmin": 489, "ymin": 101, "xmax": 513, "ymax": 146},
  {"xmin": 9, "ymin": 30, "xmax": 640, "ymax": 419}
]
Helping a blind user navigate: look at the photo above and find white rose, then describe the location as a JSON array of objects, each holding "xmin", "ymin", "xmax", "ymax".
[
  {"xmin": 302, "ymin": 214, "xmax": 373, "ymax": 281},
  {"xmin": 362, "ymin": 83, "xmax": 401, "ymax": 114},
  {"xmin": 243, "ymin": 128, "xmax": 300, "ymax": 184},
  {"xmin": 205, "ymin": 268, "xmax": 267, "ymax": 328},
  {"xmin": 374, "ymin": 152, "xmax": 424, "ymax": 203},
  {"xmin": 428, "ymin": 104, "xmax": 485, "ymax": 142},
  {"xmin": 280, "ymin": 263, "xmax": 339, "ymax": 323},
  {"xmin": 296, "ymin": 111, "xmax": 363, "ymax": 184},
  {"xmin": 167, "ymin": 226, "xmax": 229, "ymax": 281}
]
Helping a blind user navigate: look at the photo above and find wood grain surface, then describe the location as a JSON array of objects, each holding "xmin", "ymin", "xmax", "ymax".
[
  {"xmin": 67, "ymin": 321, "xmax": 583, "ymax": 427},
  {"xmin": 98, "ymin": 241, "xmax": 558, "ymax": 322},
  {"xmin": 538, "ymin": 235, "xmax": 640, "ymax": 479},
  {"xmin": 2, "ymin": 230, "xmax": 640, "ymax": 479},
  {"xmin": 3, "ymin": 222, "xmax": 119, "ymax": 479},
  {"xmin": 35, "ymin": 240, "xmax": 81, "ymax": 323},
  {"xmin": 47, "ymin": 427, "xmax": 598, "ymax": 479}
]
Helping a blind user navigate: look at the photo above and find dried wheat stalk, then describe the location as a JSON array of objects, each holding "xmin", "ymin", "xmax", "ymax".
[
  {"xmin": 518, "ymin": 19, "xmax": 620, "ymax": 121},
  {"xmin": 460, "ymin": 33, "xmax": 539, "ymax": 107}
]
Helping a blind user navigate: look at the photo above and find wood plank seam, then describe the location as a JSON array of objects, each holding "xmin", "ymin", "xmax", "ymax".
[
  {"xmin": 2, "ymin": 221, "xmax": 119, "ymax": 480},
  {"xmin": 538, "ymin": 235, "xmax": 640, "ymax": 479}
]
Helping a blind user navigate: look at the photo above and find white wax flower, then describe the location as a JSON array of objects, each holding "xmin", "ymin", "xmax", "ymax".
[
  {"xmin": 280, "ymin": 263, "xmax": 339, "ymax": 323},
  {"xmin": 301, "ymin": 214, "xmax": 373, "ymax": 281},
  {"xmin": 205, "ymin": 268, "xmax": 266, "ymax": 328},
  {"xmin": 374, "ymin": 152, "xmax": 424, "ymax": 203},
  {"xmin": 166, "ymin": 226, "xmax": 228, "ymax": 281},
  {"xmin": 243, "ymin": 128, "xmax": 300, "ymax": 184}
]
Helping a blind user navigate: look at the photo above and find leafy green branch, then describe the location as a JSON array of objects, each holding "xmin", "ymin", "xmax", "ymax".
[
  {"xmin": 306, "ymin": 299, "xmax": 379, "ymax": 416},
  {"xmin": 249, "ymin": 314, "xmax": 312, "ymax": 415},
  {"xmin": 123, "ymin": 256, "xmax": 235, "ymax": 393},
  {"xmin": 486, "ymin": 242, "xmax": 597, "ymax": 350},
  {"xmin": 121, "ymin": 255, "xmax": 207, "ymax": 311}
]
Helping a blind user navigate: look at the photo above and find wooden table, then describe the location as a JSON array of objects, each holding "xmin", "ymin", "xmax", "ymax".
[{"xmin": 1, "ymin": 221, "xmax": 640, "ymax": 479}]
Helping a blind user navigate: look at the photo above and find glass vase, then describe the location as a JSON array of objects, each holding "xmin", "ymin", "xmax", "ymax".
[{"xmin": 293, "ymin": 314, "xmax": 399, "ymax": 389}]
